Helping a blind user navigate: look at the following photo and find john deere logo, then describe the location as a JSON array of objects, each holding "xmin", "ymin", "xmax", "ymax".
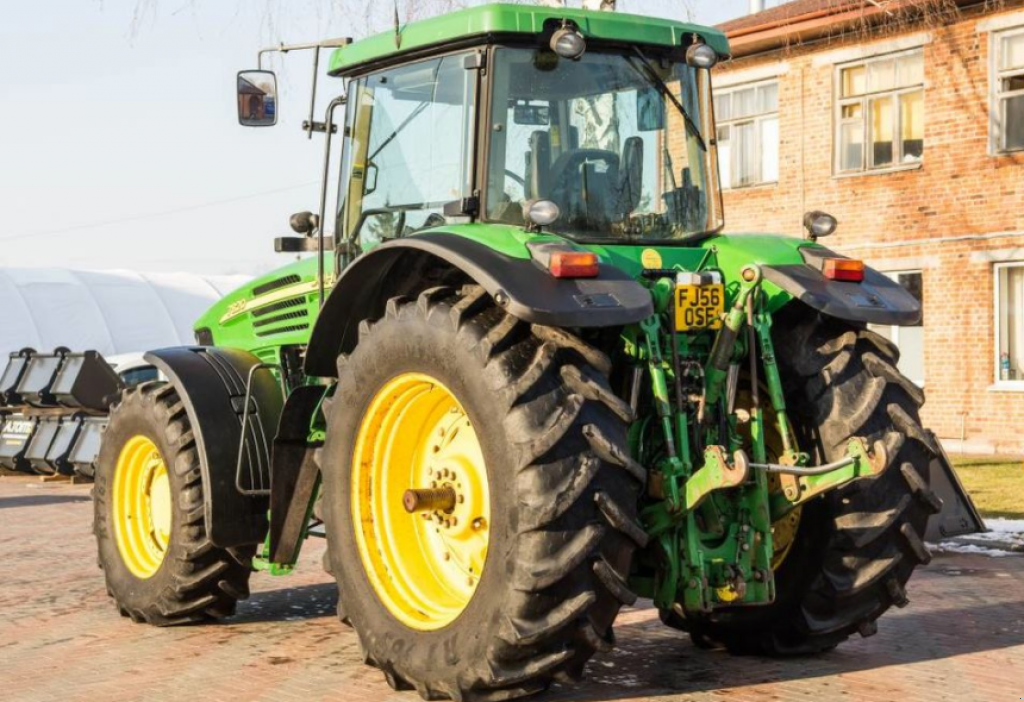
[{"xmin": 641, "ymin": 249, "xmax": 662, "ymax": 269}]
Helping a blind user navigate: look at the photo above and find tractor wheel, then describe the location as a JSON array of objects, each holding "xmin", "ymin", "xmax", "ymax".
[
  {"xmin": 321, "ymin": 285, "xmax": 645, "ymax": 701},
  {"xmin": 669, "ymin": 307, "xmax": 941, "ymax": 654},
  {"xmin": 93, "ymin": 382, "xmax": 254, "ymax": 625}
]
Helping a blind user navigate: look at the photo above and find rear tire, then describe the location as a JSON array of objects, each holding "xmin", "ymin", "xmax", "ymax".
[
  {"xmin": 321, "ymin": 286, "xmax": 645, "ymax": 701},
  {"xmin": 672, "ymin": 307, "xmax": 941, "ymax": 654},
  {"xmin": 94, "ymin": 382, "xmax": 254, "ymax": 625}
]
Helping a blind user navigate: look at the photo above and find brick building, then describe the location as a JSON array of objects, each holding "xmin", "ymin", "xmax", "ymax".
[{"xmin": 713, "ymin": 0, "xmax": 1024, "ymax": 453}]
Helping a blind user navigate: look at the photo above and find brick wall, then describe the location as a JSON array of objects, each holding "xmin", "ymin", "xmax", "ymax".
[{"xmin": 715, "ymin": 2, "xmax": 1024, "ymax": 453}]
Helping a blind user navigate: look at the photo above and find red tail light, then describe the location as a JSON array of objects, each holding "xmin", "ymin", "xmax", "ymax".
[
  {"xmin": 822, "ymin": 258, "xmax": 864, "ymax": 282},
  {"xmin": 549, "ymin": 251, "xmax": 599, "ymax": 278}
]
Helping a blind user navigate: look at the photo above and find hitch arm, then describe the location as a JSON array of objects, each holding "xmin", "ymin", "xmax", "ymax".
[{"xmin": 769, "ymin": 437, "xmax": 889, "ymax": 513}]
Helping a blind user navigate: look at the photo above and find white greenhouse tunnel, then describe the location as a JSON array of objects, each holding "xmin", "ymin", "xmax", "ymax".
[{"xmin": 0, "ymin": 268, "xmax": 250, "ymax": 360}]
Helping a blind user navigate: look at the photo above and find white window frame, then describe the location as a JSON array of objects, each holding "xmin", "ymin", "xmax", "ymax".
[
  {"xmin": 715, "ymin": 79, "xmax": 779, "ymax": 189},
  {"xmin": 870, "ymin": 269, "xmax": 925, "ymax": 388},
  {"xmin": 833, "ymin": 48, "xmax": 924, "ymax": 175},
  {"xmin": 993, "ymin": 261, "xmax": 1024, "ymax": 390},
  {"xmin": 990, "ymin": 25, "xmax": 1024, "ymax": 155}
]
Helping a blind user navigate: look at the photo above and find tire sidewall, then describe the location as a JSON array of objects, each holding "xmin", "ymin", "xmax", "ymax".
[
  {"xmin": 323, "ymin": 308, "xmax": 518, "ymax": 684},
  {"xmin": 95, "ymin": 394, "xmax": 182, "ymax": 610}
]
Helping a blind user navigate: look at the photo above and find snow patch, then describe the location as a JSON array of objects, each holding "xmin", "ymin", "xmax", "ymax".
[{"xmin": 933, "ymin": 541, "xmax": 1020, "ymax": 558}]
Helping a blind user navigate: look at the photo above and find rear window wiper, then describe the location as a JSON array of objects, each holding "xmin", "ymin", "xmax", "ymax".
[{"xmin": 627, "ymin": 47, "xmax": 707, "ymax": 153}]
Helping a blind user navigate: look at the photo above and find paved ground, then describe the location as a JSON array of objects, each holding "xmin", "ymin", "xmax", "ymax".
[{"xmin": 3, "ymin": 476, "xmax": 1024, "ymax": 702}]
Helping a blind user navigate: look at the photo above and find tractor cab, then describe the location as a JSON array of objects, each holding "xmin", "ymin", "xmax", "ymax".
[{"xmin": 334, "ymin": 29, "xmax": 723, "ymax": 252}]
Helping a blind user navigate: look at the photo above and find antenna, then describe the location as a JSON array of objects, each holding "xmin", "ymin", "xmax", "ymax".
[{"xmin": 394, "ymin": 0, "xmax": 402, "ymax": 49}]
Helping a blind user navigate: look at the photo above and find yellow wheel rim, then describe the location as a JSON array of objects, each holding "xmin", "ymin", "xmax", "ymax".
[
  {"xmin": 352, "ymin": 373, "xmax": 490, "ymax": 631},
  {"xmin": 112, "ymin": 435, "xmax": 172, "ymax": 579}
]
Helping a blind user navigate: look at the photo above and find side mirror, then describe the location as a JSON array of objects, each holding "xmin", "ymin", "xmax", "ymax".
[{"xmin": 237, "ymin": 70, "xmax": 278, "ymax": 127}]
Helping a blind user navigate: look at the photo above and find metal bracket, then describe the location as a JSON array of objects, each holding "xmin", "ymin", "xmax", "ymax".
[
  {"xmin": 302, "ymin": 120, "xmax": 338, "ymax": 134},
  {"xmin": 685, "ymin": 447, "xmax": 750, "ymax": 510}
]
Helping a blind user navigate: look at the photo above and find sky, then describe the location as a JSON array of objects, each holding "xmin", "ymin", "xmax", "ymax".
[{"xmin": 0, "ymin": 0, "xmax": 753, "ymax": 276}]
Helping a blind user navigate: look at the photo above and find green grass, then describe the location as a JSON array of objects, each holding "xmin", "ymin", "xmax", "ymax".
[{"xmin": 950, "ymin": 455, "xmax": 1024, "ymax": 520}]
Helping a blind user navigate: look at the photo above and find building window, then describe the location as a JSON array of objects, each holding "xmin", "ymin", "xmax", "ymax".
[
  {"xmin": 869, "ymin": 271, "xmax": 924, "ymax": 387},
  {"xmin": 995, "ymin": 262, "xmax": 1024, "ymax": 387},
  {"xmin": 994, "ymin": 27, "xmax": 1024, "ymax": 153},
  {"xmin": 835, "ymin": 50, "xmax": 924, "ymax": 173},
  {"xmin": 714, "ymin": 81, "xmax": 779, "ymax": 188}
]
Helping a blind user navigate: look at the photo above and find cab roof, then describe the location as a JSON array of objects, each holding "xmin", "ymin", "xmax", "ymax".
[{"xmin": 327, "ymin": 2, "xmax": 730, "ymax": 76}]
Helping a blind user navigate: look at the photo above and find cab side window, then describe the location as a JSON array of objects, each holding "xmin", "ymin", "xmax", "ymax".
[{"xmin": 338, "ymin": 53, "xmax": 476, "ymax": 252}]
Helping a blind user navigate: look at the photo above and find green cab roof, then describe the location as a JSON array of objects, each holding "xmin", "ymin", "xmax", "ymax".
[{"xmin": 328, "ymin": 2, "xmax": 730, "ymax": 75}]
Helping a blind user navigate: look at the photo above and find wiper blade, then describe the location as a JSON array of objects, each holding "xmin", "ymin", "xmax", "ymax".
[
  {"xmin": 628, "ymin": 47, "xmax": 707, "ymax": 152},
  {"xmin": 368, "ymin": 100, "xmax": 429, "ymax": 161}
]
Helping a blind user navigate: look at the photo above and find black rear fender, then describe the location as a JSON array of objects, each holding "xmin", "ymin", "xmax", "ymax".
[
  {"xmin": 303, "ymin": 232, "xmax": 653, "ymax": 377},
  {"xmin": 763, "ymin": 246, "xmax": 921, "ymax": 326}
]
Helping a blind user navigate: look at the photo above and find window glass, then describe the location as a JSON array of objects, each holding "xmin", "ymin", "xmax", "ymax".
[
  {"xmin": 870, "ymin": 96, "xmax": 894, "ymax": 167},
  {"xmin": 715, "ymin": 92, "xmax": 731, "ymax": 121},
  {"xmin": 842, "ymin": 65, "xmax": 866, "ymax": 97},
  {"xmin": 997, "ymin": 265, "xmax": 1024, "ymax": 382},
  {"xmin": 897, "ymin": 53, "xmax": 924, "ymax": 87},
  {"xmin": 842, "ymin": 103, "xmax": 863, "ymax": 119},
  {"xmin": 840, "ymin": 122, "xmax": 864, "ymax": 171},
  {"xmin": 996, "ymin": 30, "xmax": 1024, "ymax": 153},
  {"xmin": 485, "ymin": 48, "xmax": 721, "ymax": 241},
  {"xmin": 1006, "ymin": 95, "xmax": 1024, "ymax": 150},
  {"xmin": 716, "ymin": 80, "xmax": 779, "ymax": 188},
  {"xmin": 734, "ymin": 87, "xmax": 756, "ymax": 118},
  {"xmin": 837, "ymin": 50, "xmax": 923, "ymax": 172},
  {"xmin": 868, "ymin": 59, "xmax": 895, "ymax": 93},
  {"xmin": 717, "ymin": 126, "xmax": 732, "ymax": 187},
  {"xmin": 900, "ymin": 91, "xmax": 924, "ymax": 162},
  {"xmin": 1002, "ymin": 32, "xmax": 1024, "ymax": 69},
  {"xmin": 733, "ymin": 121, "xmax": 757, "ymax": 186},
  {"xmin": 338, "ymin": 54, "xmax": 475, "ymax": 251},
  {"xmin": 757, "ymin": 83, "xmax": 778, "ymax": 113}
]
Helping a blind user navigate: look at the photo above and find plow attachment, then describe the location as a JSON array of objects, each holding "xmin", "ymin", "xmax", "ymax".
[{"xmin": 0, "ymin": 348, "xmax": 122, "ymax": 479}]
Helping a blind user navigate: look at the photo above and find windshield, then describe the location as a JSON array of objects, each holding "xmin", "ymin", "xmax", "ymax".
[{"xmin": 485, "ymin": 47, "xmax": 722, "ymax": 242}]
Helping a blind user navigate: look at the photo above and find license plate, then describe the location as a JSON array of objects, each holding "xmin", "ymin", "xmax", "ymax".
[{"xmin": 675, "ymin": 284, "xmax": 724, "ymax": 331}]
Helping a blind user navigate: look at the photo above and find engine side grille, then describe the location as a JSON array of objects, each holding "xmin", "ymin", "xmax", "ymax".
[{"xmin": 252, "ymin": 274, "xmax": 301, "ymax": 297}]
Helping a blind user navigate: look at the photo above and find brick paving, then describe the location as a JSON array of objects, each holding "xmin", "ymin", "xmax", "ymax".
[{"xmin": 2, "ymin": 476, "xmax": 1023, "ymax": 702}]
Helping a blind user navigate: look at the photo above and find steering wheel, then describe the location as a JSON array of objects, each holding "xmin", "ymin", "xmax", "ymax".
[{"xmin": 504, "ymin": 169, "xmax": 526, "ymax": 186}]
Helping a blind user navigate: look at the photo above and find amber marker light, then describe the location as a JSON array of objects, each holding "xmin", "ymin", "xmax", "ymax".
[
  {"xmin": 549, "ymin": 251, "xmax": 599, "ymax": 278},
  {"xmin": 822, "ymin": 258, "xmax": 865, "ymax": 282}
]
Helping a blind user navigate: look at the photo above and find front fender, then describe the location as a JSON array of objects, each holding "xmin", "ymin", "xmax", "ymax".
[
  {"xmin": 144, "ymin": 346, "xmax": 283, "ymax": 547},
  {"xmin": 303, "ymin": 232, "xmax": 653, "ymax": 377}
]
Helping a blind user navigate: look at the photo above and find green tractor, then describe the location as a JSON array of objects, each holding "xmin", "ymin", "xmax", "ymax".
[{"xmin": 90, "ymin": 4, "xmax": 942, "ymax": 700}]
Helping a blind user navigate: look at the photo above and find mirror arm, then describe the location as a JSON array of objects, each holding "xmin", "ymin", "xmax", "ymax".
[
  {"xmin": 315, "ymin": 95, "xmax": 348, "ymax": 309},
  {"xmin": 305, "ymin": 48, "xmax": 321, "ymax": 140}
]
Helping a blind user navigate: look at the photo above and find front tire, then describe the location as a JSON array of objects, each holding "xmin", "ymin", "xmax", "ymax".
[
  {"xmin": 321, "ymin": 286, "xmax": 645, "ymax": 701},
  {"xmin": 675, "ymin": 307, "xmax": 941, "ymax": 654},
  {"xmin": 94, "ymin": 382, "xmax": 253, "ymax": 625}
]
